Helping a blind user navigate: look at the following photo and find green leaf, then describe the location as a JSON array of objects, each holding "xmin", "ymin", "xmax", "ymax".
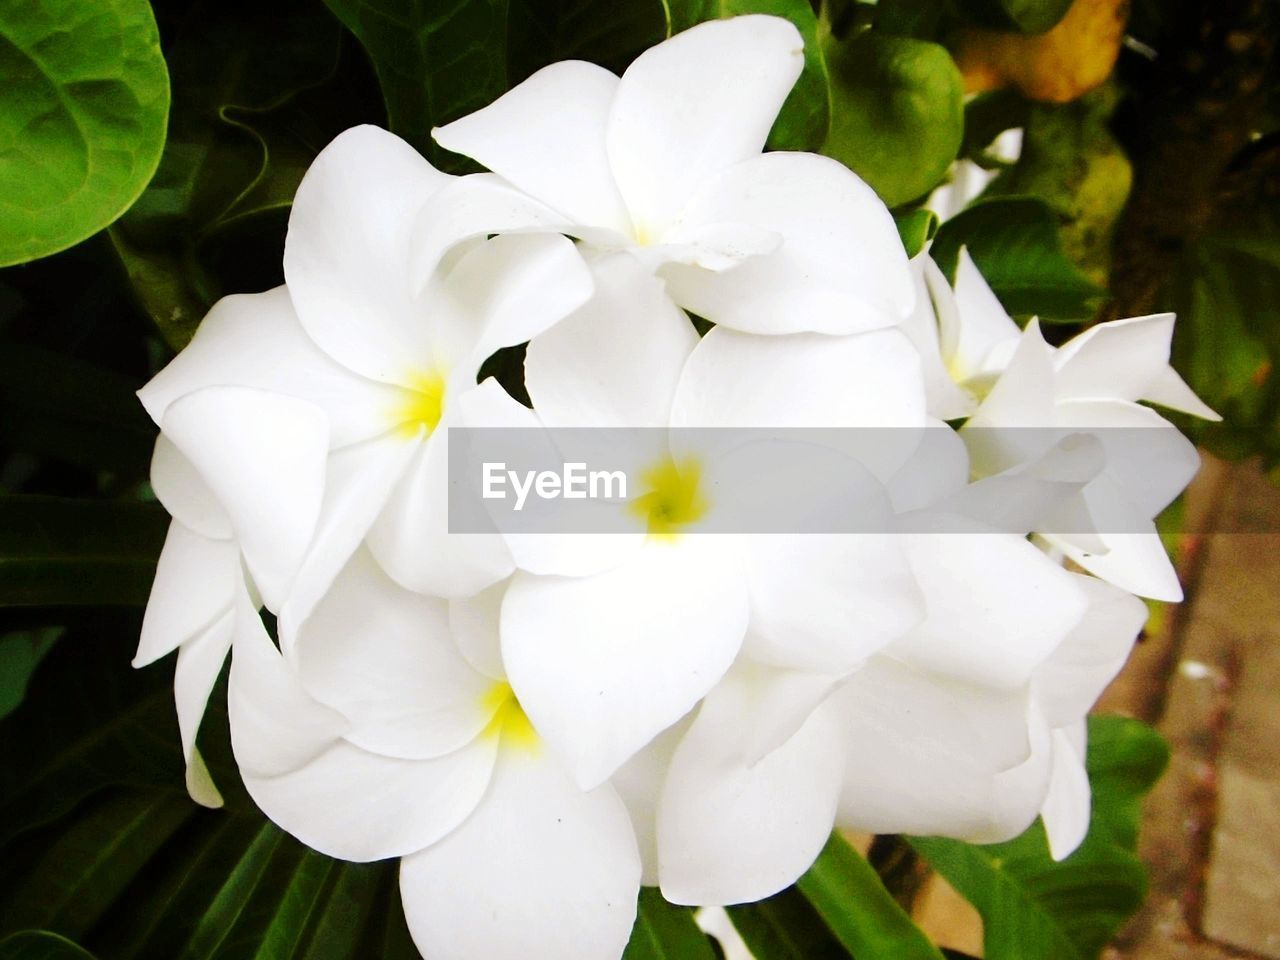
[
  {"xmin": 727, "ymin": 885, "xmax": 852, "ymax": 958},
  {"xmin": 821, "ymin": 31, "xmax": 964, "ymax": 207},
  {"xmin": 0, "ymin": 636, "xmax": 417, "ymax": 960},
  {"xmin": 0, "ymin": 931, "xmax": 98, "ymax": 960},
  {"xmin": 0, "ymin": 628, "xmax": 61, "ymax": 720},
  {"xmin": 896, "ymin": 208, "xmax": 940, "ymax": 258},
  {"xmin": 0, "ymin": 344, "xmax": 155, "ymax": 481},
  {"xmin": 0, "ymin": 0, "xmax": 169, "ymax": 266},
  {"xmin": 111, "ymin": 2, "xmax": 351, "ymax": 349},
  {"xmin": 929, "ymin": 195, "xmax": 1104, "ymax": 320},
  {"xmin": 622, "ymin": 889, "xmax": 717, "ymax": 960},
  {"xmin": 1166, "ymin": 209, "xmax": 1280, "ymax": 465},
  {"xmin": 322, "ymin": 0, "xmax": 509, "ymax": 165},
  {"xmin": 508, "ymin": 0, "xmax": 666, "ymax": 82},
  {"xmin": 796, "ymin": 833, "xmax": 946, "ymax": 960},
  {"xmin": 911, "ymin": 715, "xmax": 1169, "ymax": 960},
  {"xmin": 0, "ymin": 634, "xmax": 186, "ymax": 846},
  {"xmin": 0, "ymin": 497, "xmax": 168, "ymax": 608},
  {"xmin": 661, "ymin": 0, "xmax": 831, "ymax": 152},
  {"xmin": 956, "ymin": 0, "xmax": 1074, "ymax": 33}
]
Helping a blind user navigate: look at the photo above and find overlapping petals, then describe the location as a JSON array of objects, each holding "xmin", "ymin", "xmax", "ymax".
[{"xmin": 131, "ymin": 14, "xmax": 1215, "ymax": 960}]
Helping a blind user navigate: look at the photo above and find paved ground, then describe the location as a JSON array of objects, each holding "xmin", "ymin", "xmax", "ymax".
[{"xmin": 914, "ymin": 454, "xmax": 1280, "ymax": 959}]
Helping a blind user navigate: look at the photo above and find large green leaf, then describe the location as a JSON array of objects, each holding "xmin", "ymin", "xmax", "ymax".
[
  {"xmin": 910, "ymin": 715, "xmax": 1169, "ymax": 960},
  {"xmin": 821, "ymin": 31, "xmax": 964, "ymax": 207},
  {"xmin": 929, "ymin": 195, "xmax": 1104, "ymax": 321},
  {"xmin": 664, "ymin": 0, "xmax": 831, "ymax": 152},
  {"xmin": 796, "ymin": 833, "xmax": 945, "ymax": 960},
  {"xmin": 727, "ymin": 885, "xmax": 852, "ymax": 959},
  {"xmin": 322, "ymin": 0, "xmax": 509, "ymax": 166},
  {"xmin": 622, "ymin": 889, "xmax": 717, "ymax": 960},
  {"xmin": 0, "ymin": 931, "xmax": 98, "ymax": 960},
  {"xmin": 508, "ymin": 0, "xmax": 666, "ymax": 83},
  {"xmin": 0, "ymin": 497, "xmax": 168, "ymax": 609},
  {"xmin": 0, "ymin": 0, "xmax": 169, "ymax": 266}
]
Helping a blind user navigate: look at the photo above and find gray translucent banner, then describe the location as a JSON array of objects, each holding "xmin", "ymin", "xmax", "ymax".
[{"xmin": 445, "ymin": 425, "xmax": 1217, "ymax": 535}]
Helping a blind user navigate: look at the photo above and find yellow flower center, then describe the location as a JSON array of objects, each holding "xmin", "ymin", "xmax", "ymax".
[
  {"xmin": 628, "ymin": 455, "xmax": 709, "ymax": 539},
  {"xmin": 394, "ymin": 369, "xmax": 446, "ymax": 437},
  {"xmin": 481, "ymin": 681, "xmax": 538, "ymax": 752}
]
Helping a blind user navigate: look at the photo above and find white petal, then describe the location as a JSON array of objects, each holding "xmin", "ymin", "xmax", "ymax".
[
  {"xmin": 1052, "ymin": 314, "xmax": 1174, "ymax": 404},
  {"xmin": 150, "ymin": 436, "xmax": 231, "ymax": 540},
  {"xmin": 367, "ymin": 424, "xmax": 515, "ymax": 599},
  {"xmin": 228, "ymin": 584, "xmax": 348, "ymax": 780},
  {"xmin": 744, "ymin": 534, "xmax": 923, "ymax": 674},
  {"xmin": 612, "ymin": 719, "xmax": 693, "ymax": 887},
  {"xmin": 245, "ymin": 739, "xmax": 499, "ymax": 863},
  {"xmin": 1033, "ymin": 574, "xmax": 1146, "ymax": 728},
  {"xmin": 833, "ymin": 658, "xmax": 1050, "ymax": 842},
  {"xmin": 399, "ymin": 748, "xmax": 640, "ymax": 960},
  {"xmin": 430, "ymin": 233, "xmax": 594, "ymax": 382},
  {"xmin": 888, "ymin": 533, "xmax": 1089, "ymax": 689},
  {"xmin": 607, "ymin": 15, "xmax": 803, "ymax": 237},
  {"xmin": 449, "ymin": 579, "xmax": 508, "ymax": 681},
  {"xmin": 1143, "ymin": 365, "xmax": 1220, "ymax": 420},
  {"xmin": 660, "ymin": 153, "xmax": 914, "ymax": 334},
  {"xmin": 526, "ymin": 253, "xmax": 698, "ymax": 429},
  {"xmin": 670, "ymin": 326, "xmax": 926, "ymax": 481},
  {"xmin": 902, "ymin": 257, "xmax": 977, "ymax": 420},
  {"xmin": 1054, "ymin": 398, "xmax": 1200, "ymax": 518},
  {"xmin": 290, "ymin": 549, "xmax": 495, "ymax": 760},
  {"xmin": 942, "ymin": 248, "xmax": 1019, "ymax": 383},
  {"xmin": 433, "ymin": 61, "xmax": 631, "ymax": 232},
  {"xmin": 657, "ymin": 669, "xmax": 843, "ymax": 905},
  {"xmin": 230, "ymin": 584, "xmax": 496, "ymax": 862},
  {"xmin": 1040, "ymin": 724, "xmax": 1091, "ymax": 860},
  {"xmin": 284, "ymin": 126, "xmax": 448, "ymax": 384},
  {"xmin": 135, "ymin": 520, "xmax": 240, "ymax": 667},
  {"xmin": 963, "ymin": 320, "xmax": 1058, "ymax": 476},
  {"xmin": 161, "ymin": 386, "xmax": 329, "ymax": 612},
  {"xmin": 173, "ymin": 608, "xmax": 234, "ymax": 805},
  {"xmin": 502, "ymin": 537, "xmax": 748, "ymax": 788},
  {"xmin": 137, "ymin": 286, "xmax": 397, "ymax": 446},
  {"xmin": 455, "ymin": 379, "xmax": 646, "ymax": 579},
  {"xmin": 278, "ymin": 431, "xmax": 420, "ymax": 640},
  {"xmin": 1043, "ymin": 461, "xmax": 1184, "ymax": 601},
  {"xmin": 410, "ymin": 174, "xmax": 614, "ymax": 295}
]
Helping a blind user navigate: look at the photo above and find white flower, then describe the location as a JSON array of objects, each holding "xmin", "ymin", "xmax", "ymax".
[
  {"xmin": 466, "ymin": 255, "xmax": 928, "ymax": 791},
  {"xmin": 228, "ymin": 551, "xmax": 641, "ymax": 960},
  {"xmin": 137, "ymin": 126, "xmax": 594, "ymax": 618},
  {"xmin": 413, "ymin": 16, "xmax": 915, "ymax": 336},
  {"xmin": 904, "ymin": 247, "xmax": 1219, "ymax": 599},
  {"xmin": 134, "ymin": 437, "xmax": 256, "ymax": 808}
]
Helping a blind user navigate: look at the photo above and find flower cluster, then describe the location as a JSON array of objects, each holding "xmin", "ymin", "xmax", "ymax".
[{"xmin": 134, "ymin": 15, "xmax": 1216, "ymax": 960}]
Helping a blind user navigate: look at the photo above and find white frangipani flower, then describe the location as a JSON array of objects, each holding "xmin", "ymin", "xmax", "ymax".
[
  {"xmin": 904, "ymin": 247, "xmax": 1219, "ymax": 599},
  {"xmin": 414, "ymin": 16, "xmax": 916, "ymax": 336},
  {"xmin": 134, "ymin": 437, "xmax": 255, "ymax": 809},
  {"xmin": 473, "ymin": 256, "xmax": 927, "ymax": 791},
  {"xmin": 228, "ymin": 551, "xmax": 641, "ymax": 960},
  {"xmin": 137, "ymin": 126, "xmax": 594, "ymax": 619}
]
